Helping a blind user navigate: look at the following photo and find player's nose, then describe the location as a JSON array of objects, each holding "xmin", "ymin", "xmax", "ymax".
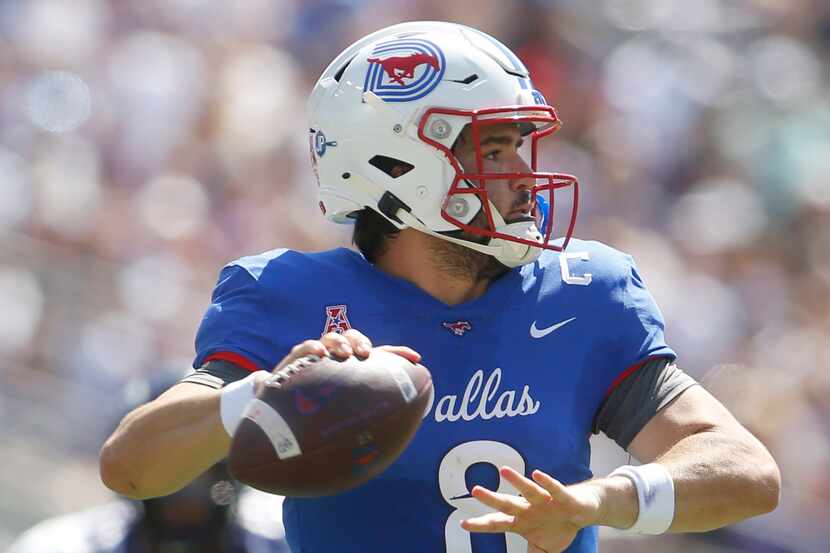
[{"xmin": 509, "ymin": 153, "xmax": 534, "ymax": 192}]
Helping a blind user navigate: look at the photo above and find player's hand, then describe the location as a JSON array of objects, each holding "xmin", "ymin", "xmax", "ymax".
[
  {"xmin": 271, "ymin": 329, "xmax": 421, "ymax": 375},
  {"xmin": 461, "ymin": 467, "xmax": 603, "ymax": 553}
]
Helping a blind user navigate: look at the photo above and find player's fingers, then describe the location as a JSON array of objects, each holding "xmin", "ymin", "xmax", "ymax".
[
  {"xmin": 341, "ymin": 329, "xmax": 372, "ymax": 359},
  {"xmin": 287, "ymin": 340, "xmax": 329, "ymax": 362},
  {"xmin": 531, "ymin": 470, "xmax": 572, "ymax": 503},
  {"xmin": 460, "ymin": 512, "xmax": 514, "ymax": 534},
  {"xmin": 377, "ymin": 345, "xmax": 422, "ymax": 363},
  {"xmin": 471, "ymin": 485, "xmax": 527, "ymax": 516},
  {"xmin": 499, "ymin": 466, "xmax": 552, "ymax": 505},
  {"xmin": 250, "ymin": 370, "xmax": 272, "ymax": 393},
  {"xmin": 320, "ymin": 332, "xmax": 353, "ymax": 359}
]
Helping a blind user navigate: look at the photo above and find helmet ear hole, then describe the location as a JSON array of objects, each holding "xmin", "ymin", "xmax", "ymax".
[{"xmin": 368, "ymin": 155, "xmax": 414, "ymax": 179}]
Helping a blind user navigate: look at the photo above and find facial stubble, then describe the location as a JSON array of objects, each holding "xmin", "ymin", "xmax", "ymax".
[{"xmin": 430, "ymin": 211, "xmax": 509, "ymax": 283}]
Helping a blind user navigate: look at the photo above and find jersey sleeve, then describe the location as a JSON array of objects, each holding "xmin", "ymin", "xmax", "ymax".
[
  {"xmin": 593, "ymin": 358, "xmax": 698, "ymax": 449},
  {"xmin": 609, "ymin": 254, "xmax": 676, "ymax": 378},
  {"xmin": 193, "ymin": 264, "xmax": 278, "ymax": 372}
]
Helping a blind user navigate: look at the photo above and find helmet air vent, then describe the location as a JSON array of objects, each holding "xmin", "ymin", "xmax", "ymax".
[
  {"xmin": 333, "ymin": 54, "xmax": 356, "ymax": 83},
  {"xmin": 447, "ymin": 74, "xmax": 479, "ymax": 85},
  {"xmin": 368, "ymin": 156, "xmax": 414, "ymax": 179}
]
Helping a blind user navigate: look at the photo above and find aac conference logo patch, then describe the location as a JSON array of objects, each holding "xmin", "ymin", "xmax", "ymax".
[
  {"xmin": 323, "ymin": 304, "xmax": 352, "ymax": 335},
  {"xmin": 363, "ymin": 38, "xmax": 446, "ymax": 102}
]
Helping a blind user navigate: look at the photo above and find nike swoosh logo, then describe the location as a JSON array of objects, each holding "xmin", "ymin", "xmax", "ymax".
[{"xmin": 530, "ymin": 317, "xmax": 576, "ymax": 339}]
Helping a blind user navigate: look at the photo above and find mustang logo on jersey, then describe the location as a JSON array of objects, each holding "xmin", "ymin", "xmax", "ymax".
[
  {"xmin": 323, "ymin": 304, "xmax": 352, "ymax": 334},
  {"xmin": 424, "ymin": 368, "xmax": 540, "ymax": 423},
  {"xmin": 442, "ymin": 321, "xmax": 472, "ymax": 336}
]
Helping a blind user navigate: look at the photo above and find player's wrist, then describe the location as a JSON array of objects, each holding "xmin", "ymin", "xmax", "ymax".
[
  {"xmin": 607, "ymin": 463, "xmax": 675, "ymax": 534},
  {"xmin": 561, "ymin": 479, "xmax": 609, "ymax": 529},
  {"xmin": 585, "ymin": 473, "xmax": 639, "ymax": 530},
  {"xmin": 219, "ymin": 371, "xmax": 266, "ymax": 437}
]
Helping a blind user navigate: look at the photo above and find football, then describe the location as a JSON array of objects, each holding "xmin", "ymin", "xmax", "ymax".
[{"xmin": 228, "ymin": 348, "xmax": 433, "ymax": 497}]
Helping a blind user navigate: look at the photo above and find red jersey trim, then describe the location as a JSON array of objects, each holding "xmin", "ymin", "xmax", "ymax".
[
  {"xmin": 603, "ymin": 355, "xmax": 671, "ymax": 399},
  {"xmin": 204, "ymin": 351, "xmax": 260, "ymax": 373}
]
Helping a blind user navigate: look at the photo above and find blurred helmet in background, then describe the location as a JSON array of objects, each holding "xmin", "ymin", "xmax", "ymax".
[{"xmin": 138, "ymin": 462, "xmax": 239, "ymax": 552}]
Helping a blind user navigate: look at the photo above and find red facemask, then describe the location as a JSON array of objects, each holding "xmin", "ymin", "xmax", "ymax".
[{"xmin": 418, "ymin": 104, "xmax": 579, "ymax": 250}]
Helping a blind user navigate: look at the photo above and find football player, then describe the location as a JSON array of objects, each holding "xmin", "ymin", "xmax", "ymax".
[{"xmin": 100, "ymin": 22, "xmax": 780, "ymax": 553}]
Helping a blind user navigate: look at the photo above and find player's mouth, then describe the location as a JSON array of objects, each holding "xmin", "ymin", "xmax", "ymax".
[{"xmin": 507, "ymin": 203, "xmax": 533, "ymax": 221}]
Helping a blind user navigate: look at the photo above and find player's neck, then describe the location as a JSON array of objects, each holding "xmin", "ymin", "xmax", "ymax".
[{"xmin": 374, "ymin": 229, "xmax": 491, "ymax": 306}]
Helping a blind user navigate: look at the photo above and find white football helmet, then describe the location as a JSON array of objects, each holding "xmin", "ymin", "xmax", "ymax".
[{"xmin": 308, "ymin": 21, "xmax": 578, "ymax": 267}]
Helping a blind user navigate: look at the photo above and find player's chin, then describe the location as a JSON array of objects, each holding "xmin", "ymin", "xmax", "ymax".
[
  {"xmin": 441, "ymin": 227, "xmax": 489, "ymax": 246},
  {"xmin": 505, "ymin": 215, "xmax": 535, "ymax": 225}
]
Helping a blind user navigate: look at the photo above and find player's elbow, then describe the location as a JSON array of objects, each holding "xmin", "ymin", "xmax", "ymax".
[
  {"xmin": 99, "ymin": 437, "xmax": 142, "ymax": 498},
  {"xmin": 740, "ymin": 439, "xmax": 781, "ymax": 516},
  {"xmin": 99, "ymin": 433, "xmax": 163, "ymax": 499},
  {"xmin": 754, "ymin": 456, "xmax": 781, "ymax": 515}
]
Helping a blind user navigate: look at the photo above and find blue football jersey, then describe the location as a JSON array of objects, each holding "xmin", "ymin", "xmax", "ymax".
[{"xmin": 194, "ymin": 239, "xmax": 676, "ymax": 553}]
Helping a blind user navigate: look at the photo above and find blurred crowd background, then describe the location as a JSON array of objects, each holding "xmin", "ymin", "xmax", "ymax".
[{"xmin": 1, "ymin": 0, "xmax": 828, "ymax": 551}]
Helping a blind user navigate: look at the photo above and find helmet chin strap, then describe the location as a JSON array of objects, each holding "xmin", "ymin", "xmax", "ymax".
[
  {"xmin": 486, "ymin": 208, "xmax": 545, "ymax": 267},
  {"xmin": 396, "ymin": 204, "xmax": 543, "ymax": 268}
]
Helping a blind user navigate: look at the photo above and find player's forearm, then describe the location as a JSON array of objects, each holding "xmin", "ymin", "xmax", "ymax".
[
  {"xmin": 656, "ymin": 428, "xmax": 780, "ymax": 532},
  {"xmin": 585, "ymin": 428, "xmax": 780, "ymax": 533},
  {"xmin": 99, "ymin": 385, "xmax": 231, "ymax": 499}
]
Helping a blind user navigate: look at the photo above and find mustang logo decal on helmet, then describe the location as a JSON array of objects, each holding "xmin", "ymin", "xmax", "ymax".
[
  {"xmin": 367, "ymin": 53, "xmax": 440, "ymax": 85},
  {"xmin": 363, "ymin": 38, "xmax": 445, "ymax": 102}
]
